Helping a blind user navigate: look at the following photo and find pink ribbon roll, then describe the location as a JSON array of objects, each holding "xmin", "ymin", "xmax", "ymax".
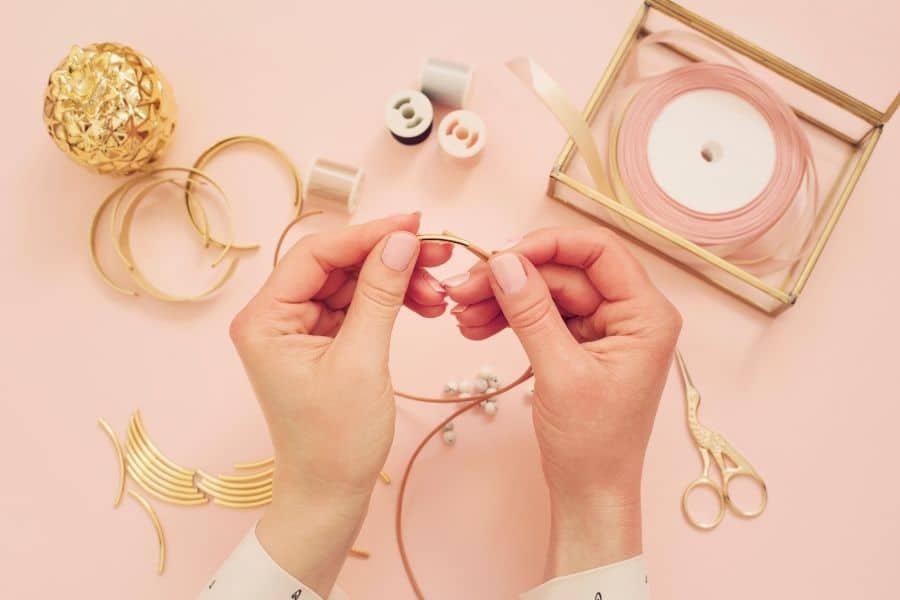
[
  {"xmin": 510, "ymin": 30, "xmax": 821, "ymax": 276},
  {"xmin": 608, "ymin": 31, "xmax": 820, "ymax": 272}
]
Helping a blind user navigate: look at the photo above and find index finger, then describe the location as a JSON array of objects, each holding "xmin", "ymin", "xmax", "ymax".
[
  {"xmin": 445, "ymin": 226, "xmax": 656, "ymax": 305},
  {"xmin": 511, "ymin": 227, "xmax": 655, "ymax": 302},
  {"xmin": 263, "ymin": 212, "xmax": 421, "ymax": 303}
]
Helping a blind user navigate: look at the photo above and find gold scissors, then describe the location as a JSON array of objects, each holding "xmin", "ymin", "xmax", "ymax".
[{"xmin": 676, "ymin": 350, "xmax": 767, "ymax": 530}]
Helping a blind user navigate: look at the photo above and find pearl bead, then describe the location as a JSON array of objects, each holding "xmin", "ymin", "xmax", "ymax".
[
  {"xmin": 486, "ymin": 387, "xmax": 498, "ymax": 395},
  {"xmin": 486, "ymin": 375, "xmax": 501, "ymax": 388},
  {"xmin": 473, "ymin": 378, "xmax": 489, "ymax": 393},
  {"xmin": 443, "ymin": 380, "xmax": 459, "ymax": 395},
  {"xmin": 477, "ymin": 365, "xmax": 495, "ymax": 379},
  {"xmin": 458, "ymin": 379, "xmax": 475, "ymax": 394},
  {"xmin": 483, "ymin": 399, "xmax": 498, "ymax": 415},
  {"xmin": 459, "ymin": 392, "xmax": 471, "ymax": 399},
  {"xmin": 442, "ymin": 429, "xmax": 457, "ymax": 445}
]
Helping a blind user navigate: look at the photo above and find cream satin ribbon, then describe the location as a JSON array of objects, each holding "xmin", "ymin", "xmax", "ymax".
[{"xmin": 507, "ymin": 57, "xmax": 614, "ymax": 199}]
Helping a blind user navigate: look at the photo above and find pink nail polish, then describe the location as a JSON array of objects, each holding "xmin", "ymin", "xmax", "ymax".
[
  {"xmin": 490, "ymin": 253, "xmax": 527, "ymax": 294},
  {"xmin": 442, "ymin": 272, "xmax": 470, "ymax": 288},
  {"xmin": 451, "ymin": 304, "xmax": 468, "ymax": 314},
  {"xmin": 381, "ymin": 232, "xmax": 418, "ymax": 271}
]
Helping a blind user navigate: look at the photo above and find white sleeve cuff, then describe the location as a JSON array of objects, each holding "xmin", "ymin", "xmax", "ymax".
[
  {"xmin": 520, "ymin": 555, "xmax": 649, "ymax": 600},
  {"xmin": 198, "ymin": 526, "xmax": 348, "ymax": 600}
]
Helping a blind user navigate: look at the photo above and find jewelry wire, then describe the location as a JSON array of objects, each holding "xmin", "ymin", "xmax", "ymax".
[{"xmin": 275, "ymin": 221, "xmax": 537, "ymax": 596}]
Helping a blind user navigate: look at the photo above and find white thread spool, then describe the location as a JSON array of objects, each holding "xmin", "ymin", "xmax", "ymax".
[
  {"xmin": 438, "ymin": 110, "xmax": 486, "ymax": 159},
  {"xmin": 420, "ymin": 58, "xmax": 472, "ymax": 109},
  {"xmin": 385, "ymin": 90, "xmax": 434, "ymax": 145},
  {"xmin": 304, "ymin": 158, "xmax": 364, "ymax": 214}
]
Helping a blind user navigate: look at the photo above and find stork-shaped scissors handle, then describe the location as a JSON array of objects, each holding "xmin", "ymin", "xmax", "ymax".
[{"xmin": 676, "ymin": 350, "xmax": 767, "ymax": 530}]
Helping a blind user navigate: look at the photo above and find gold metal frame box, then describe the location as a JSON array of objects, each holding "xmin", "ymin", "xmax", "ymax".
[{"xmin": 547, "ymin": 0, "xmax": 898, "ymax": 315}]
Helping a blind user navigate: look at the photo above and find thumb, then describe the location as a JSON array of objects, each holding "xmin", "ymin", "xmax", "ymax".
[
  {"xmin": 487, "ymin": 253, "xmax": 581, "ymax": 370},
  {"xmin": 335, "ymin": 230, "xmax": 420, "ymax": 363}
]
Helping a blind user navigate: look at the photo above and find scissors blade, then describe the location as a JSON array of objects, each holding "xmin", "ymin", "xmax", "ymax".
[{"xmin": 674, "ymin": 350, "xmax": 695, "ymax": 389}]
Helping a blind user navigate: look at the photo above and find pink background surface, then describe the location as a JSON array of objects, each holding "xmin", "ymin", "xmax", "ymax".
[{"xmin": 2, "ymin": 1, "xmax": 898, "ymax": 598}]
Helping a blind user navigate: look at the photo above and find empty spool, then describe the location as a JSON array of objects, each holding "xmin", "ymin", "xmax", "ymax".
[{"xmin": 437, "ymin": 110, "xmax": 486, "ymax": 159}]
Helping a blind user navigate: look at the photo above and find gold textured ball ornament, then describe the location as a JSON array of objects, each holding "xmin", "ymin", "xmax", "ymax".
[{"xmin": 43, "ymin": 43, "xmax": 177, "ymax": 175}]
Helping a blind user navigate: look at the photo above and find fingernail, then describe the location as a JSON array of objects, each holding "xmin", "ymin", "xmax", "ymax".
[
  {"xmin": 498, "ymin": 235, "xmax": 522, "ymax": 251},
  {"xmin": 451, "ymin": 304, "xmax": 468, "ymax": 314},
  {"xmin": 426, "ymin": 276, "xmax": 446, "ymax": 295},
  {"xmin": 381, "ymin": 231, "xmax": 418, "ymax": 271},
  {"xmin": 442, "ymin": 272, "xmax": 469, "ymax": 288},
  {"xmin": 490, "ymin": 253, "xmax": 527, "ymax": 295}
]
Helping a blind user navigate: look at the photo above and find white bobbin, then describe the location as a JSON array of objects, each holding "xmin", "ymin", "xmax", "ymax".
[
  {"xmin": 385, "ymin": 90, "xmax": 434, "ymax": 145},
  {"xmin": 420, "ymin": 58, "xmax": 473, "ymax": 109},
  {"xmin": 438, "ymin": 110, "xmax": 486, "ymax": 159},
  {"xmin": 304, "ymin": 158, "xmax": 364, "ymax": 214}
]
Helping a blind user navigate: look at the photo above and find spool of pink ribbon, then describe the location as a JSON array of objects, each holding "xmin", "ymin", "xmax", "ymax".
[
  {"xmin": 612, "ymin": 36, "xmax": 818, "ymax": 271},
  {"xmin": 510, "ymin": 31, "xmax": 820, "ymax": 275}
]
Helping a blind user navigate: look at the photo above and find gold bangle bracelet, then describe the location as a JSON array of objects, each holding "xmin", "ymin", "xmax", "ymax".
[
  {"xmin": 115, "ymin": 177, "xmax": 239, "ymax": 302},
  {"xmin": 90, "ymin": 167, "xmax": 230, "ymax": 297},
  {"xmin": 185, "ymin": 135, "xmax": 303, "ymax": 251}
]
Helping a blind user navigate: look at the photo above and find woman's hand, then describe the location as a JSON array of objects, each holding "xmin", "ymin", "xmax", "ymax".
[
  {"xmin": 443, "ymin": 227, "xmax": 680, "ymax": 578},
  {"xmin": 228, "ymin": 213, "xmax": 450, "ymax": 596}
]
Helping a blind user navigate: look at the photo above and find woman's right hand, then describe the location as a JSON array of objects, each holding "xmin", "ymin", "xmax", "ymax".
[{"xmin": 442, "ymin": 227, "xmax": 681, "ymax": 579}]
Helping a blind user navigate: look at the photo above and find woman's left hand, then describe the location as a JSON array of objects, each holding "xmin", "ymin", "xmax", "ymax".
[{"xmin": 228, "ymin": 213, "xmax": 450, "ymax": 597}]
